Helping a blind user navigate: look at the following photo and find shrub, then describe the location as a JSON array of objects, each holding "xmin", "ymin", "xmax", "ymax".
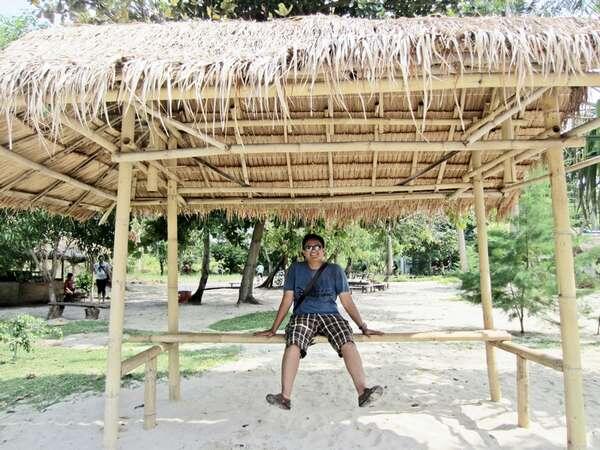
[{"xmin": 0, "ymin": 315, "xmax": 62, "ymax": 361}]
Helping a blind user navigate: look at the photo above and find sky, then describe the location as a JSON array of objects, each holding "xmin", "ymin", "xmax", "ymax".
[{"xmin": 0, "ymin": 0, "xmax": 34, "ymax": 17}]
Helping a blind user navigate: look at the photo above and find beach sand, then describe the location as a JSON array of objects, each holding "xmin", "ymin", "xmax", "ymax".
[{"xmin": 1, "ymin": 280, "xmax": 599, "ymax": 449}]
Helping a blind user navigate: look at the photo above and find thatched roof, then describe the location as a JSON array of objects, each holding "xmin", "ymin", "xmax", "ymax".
[{"xmin": 0, "ymin": 15, "xmax": 599, "ymax": 222}]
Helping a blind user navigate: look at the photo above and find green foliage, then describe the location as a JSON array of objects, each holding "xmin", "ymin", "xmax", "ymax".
[
  {"xmin": 0, "ymin": 13, "xmax": 39, "ymax": 49},
  {"xmin": 76, "ymin": 271, "xmax": 93, "ymax": 294},
  {"xmin": 458, "ymin": 182, "xmax": 557, "ymax": 333},
  {"xmin": 209, "ymin": 311, "xmax": 291, "ymax": 331},
  {"xmin": 211, "ymin": 241, "xmax": 247, "ymax": 273},
  {"xmin": 575, "ymin": 245, "xmax": 600, "ymax": 289},
  {"xmin": 0, "ymin": 315, "xmax": 62, "ymax": 361}
]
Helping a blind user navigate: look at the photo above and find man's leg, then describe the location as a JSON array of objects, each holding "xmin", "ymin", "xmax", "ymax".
[
  {"xmin": 340, "ymin": 342, "xmax": 367, "ymax": 395},
  {"xmin": 281, "ymin": 344, "xmax": 301, "ymax": 399}
]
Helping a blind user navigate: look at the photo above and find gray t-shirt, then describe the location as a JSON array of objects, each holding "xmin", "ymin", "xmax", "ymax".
[{"xmin": 284, "ymin": 262, "xmax": 350, "ymax": 315}]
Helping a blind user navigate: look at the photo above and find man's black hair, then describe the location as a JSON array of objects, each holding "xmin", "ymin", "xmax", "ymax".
[{"xmin": 302, "ymin": 233, "xmax": 325, "ymax": 248}]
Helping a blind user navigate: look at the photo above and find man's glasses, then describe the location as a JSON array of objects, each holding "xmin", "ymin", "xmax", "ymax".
[{"xmin": 303, "ymin": 244, "xmax": 323, "ymax": 251}]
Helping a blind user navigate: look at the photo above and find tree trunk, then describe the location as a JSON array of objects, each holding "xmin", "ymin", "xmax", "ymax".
[
  {"xmin": 385, "ymin": 223, "xmax": 394, "ymax": 282},
  {"xmin": 238, "ymin": 221, "xmax": 265, "ymax": 305},
  {"xmin": 345, "ymin": 257, "xmax": 352, "ymax": 277},
  {"xmin": 457, "ymin": 225, "xmax": 468, "ymax": 272},
  {"xmin": 189, "ymin": 227, "xmax": 210, "ymax": 304},
  {"xmin": 159, "ymin": 259, "xmax": 165, "ymax": 277},
  {"xmin": 259, "ymin": 254, "xmax": 288, "ymax": 288}
]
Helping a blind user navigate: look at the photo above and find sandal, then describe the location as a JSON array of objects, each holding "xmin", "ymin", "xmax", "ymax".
[
  {"xmin": 358, "ymin": 385, "xmax": 383, "ymax": 407},
  {"xmin": 266, "ymin": 393, "xmax": 291, "ymax": 410}
]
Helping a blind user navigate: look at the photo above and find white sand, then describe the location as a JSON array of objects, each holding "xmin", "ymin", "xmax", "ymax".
[{"xmin": 1, "ymin": 280, "xmax": 599, "ymax": 450}]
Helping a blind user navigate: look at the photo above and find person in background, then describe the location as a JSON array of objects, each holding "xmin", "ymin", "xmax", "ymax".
[
  {"xmin": 63, "ymin": 272, "xmax": 75, "ymax": 302},
  {"xmin": 94, "ymin": 255, "xmax": 112, "ymax": 302}
]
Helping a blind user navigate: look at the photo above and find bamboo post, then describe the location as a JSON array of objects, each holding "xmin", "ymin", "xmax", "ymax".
[
  {"xmin": 544, "ymin": 95, "xmax": 587, "ymax": 449},
  {"xmin": 472, "ymin": 151, "xmax": 501, "ymax": 402},
  {"xmin": 517, "ymin": 355, "xmax": 529, "ymax": 428},
  {"xmin": 144, "ymin": 357, "xmax": 157, "ymax": 429},
  {"xmin": 103, "ymin": 107, "xmax": 134, "ymax": 450},
  {"xmin": 166, "ymin": 136, "xmax": 181, "ymax": 400}
]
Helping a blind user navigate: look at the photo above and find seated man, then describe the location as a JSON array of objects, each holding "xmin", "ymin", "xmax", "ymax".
[{"xmin": 255, "ymin": 233, "xmax": 383, "ymax": 410}]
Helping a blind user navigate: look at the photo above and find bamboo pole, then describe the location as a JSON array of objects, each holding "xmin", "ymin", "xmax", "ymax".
[
  {"xmin": 126, "ymin": 329, "xmax": 512, "ymax": 344},
  {"xmin": 19, "ymin": 72, "xmax": 600, "ymax": 107},
  {"xmin": 502, "ymin": 154, "xmax": 600, "ymax": 193},
  {"xmin": 472, "ymin": 152, "xmax": 501, "ymax": 402},
  {"xmin": 131, "ymin": 190, "xmax": 503, "ymax": 208},
  {"xmin": 502, "ymin": 120, "xmax": 516, "ymax": 185},
  {"xmin": 544, "ymin": 95, "xmax": 587, "ymax": 450},
  {"xmin": 0, "ymin": 144, "xmax": 117, "ymax": 201},
  {"xmin": 2, "ymin": 188, "xmax": 104, "ymax": 212},
  {"xmin": 517, "ymin": 355, "xmax": 530, "ymax": 428},
  {"xmin": 144, "ymin": 357, "xmax": 158, "ymax": 430},
  {"xmin": 120, "ymin": 345, "xmax": 163, "ymax": 376},
  {"xmin": 166, "ymin": 136, "xmax": 180, "ymax": 401},
  {"xmin": 103, "ymin": 107, "xmax": 134, "ymax": 450},
  {"xmin": 178, "ymin": 182, "xmax": 497, "ymax": 196},
  {"xmin": 112, "ymin": 138, "xmax": 585, "ymax": 162},
  {"xmin": 492, "ymin": 341, "xmax": 563, "ymax": 371},
  {"xmin": 465, "ymin": 87, "xmax": 549, "ymax": 145}
]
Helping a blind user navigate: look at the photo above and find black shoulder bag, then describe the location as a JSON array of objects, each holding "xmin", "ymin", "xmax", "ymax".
[{"xmin": 294, "ymin": 262, "xmax": 328, "ymax": 313}]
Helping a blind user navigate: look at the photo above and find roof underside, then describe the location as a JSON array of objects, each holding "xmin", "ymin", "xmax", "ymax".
[{"xmin": 0, "ymin": 16, "xmax": 599, "ymax": 222}]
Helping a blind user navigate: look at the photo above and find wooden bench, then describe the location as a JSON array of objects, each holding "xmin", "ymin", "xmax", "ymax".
[{"xmin": 47, "ymin": 301, "xmax": 110, "ymax": 320}]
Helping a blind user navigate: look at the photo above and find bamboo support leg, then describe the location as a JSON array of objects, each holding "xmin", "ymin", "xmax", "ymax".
[
  {"xmin": 544, "ymin": 95, "xmax": 586, "ymax": 449},
  {"xmin": 103, "ymin": 109, "xmax": 134, "ymax": 450},
  {"xmin": 472, "ymin": 152, "xmax": 501, "ymax": 402},
  {"xmin": 517, "ymin": 355, "xmax": 529, "ymax": 428},
  {"xmin": 167, "ymin": 176, "xmax": 180, "ymax": 400},
  {"xmin": 144, "ymin": 357, "xmax": 157, "ymax": 429}
]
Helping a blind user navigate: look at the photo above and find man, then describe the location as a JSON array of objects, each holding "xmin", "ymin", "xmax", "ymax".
[
  {"xmin": 255, "ymin": 233, "xmax": 383, "ymax": 410},
  {"xmin": 94, "ymin": 255, "xmax": 112, "ymax": 302}
]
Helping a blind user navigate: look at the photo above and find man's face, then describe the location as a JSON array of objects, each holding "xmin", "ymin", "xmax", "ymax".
[{"xmin": 302, "ymin": 239, "xmax": 324, "ymax": 262}]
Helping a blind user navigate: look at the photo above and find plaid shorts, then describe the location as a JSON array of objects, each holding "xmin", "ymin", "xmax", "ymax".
[{"xmin": 285, "ymin": 314, "xmax": 354, "ymax": 358}]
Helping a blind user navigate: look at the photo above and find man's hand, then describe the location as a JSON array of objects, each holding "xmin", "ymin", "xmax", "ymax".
[
  {"xmin": 358, "ymin": 322, "xmax": 384, "ymax": 336},
  {"xmin": 362, "ymin": 327, "xmax": 384, "ymax": 336},
  {"xmin": 254, "ymin": 329, "xmax": 277, "ymax": 337}
]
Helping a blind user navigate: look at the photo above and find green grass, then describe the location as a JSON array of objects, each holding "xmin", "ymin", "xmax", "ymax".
[
  {"xmin": 209, "ymin": 311, "xmax": 291, "ymax": 332},
  {"xmin": 42, "ymin": 320, "xmax": 156, "ymax": 338},
  {"xmin": 0, "ymin": 342, "xmax": 240, "ymax": 411}
]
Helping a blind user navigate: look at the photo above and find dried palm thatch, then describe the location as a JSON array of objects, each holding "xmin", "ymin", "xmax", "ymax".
[{"xmin": 0, "ymin": 15, "xmax": 599, "ymax": 222}]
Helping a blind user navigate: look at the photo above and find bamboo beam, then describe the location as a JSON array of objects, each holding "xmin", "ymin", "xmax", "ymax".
[
  {"xmin": 437, "ymin": 89, "xmax": 465, "ymax": 193},
  {"xmin": 60, "ymin": 114, "xmax": 120, "ymax": 153},
  {"xmin": 194, "ymin": 157, "xmax": 249, "ymax": 187},
  {"xmin": 112, "ymin": 138, "xmax": 586, "ymax": 162},
  {"xmin": 1, "ymin": 188, "xmax": 104, "ymax": 212},
  {"xmin": 137, "ymin": 102, "xmax": 228, "ymax": 151},
  {"xmin": 397, "ymin": 152, "xmax": 459, "ymax": 187},
  {"xmin": 472, "ymin": 151, "xmax": 501, "ymax": 402},
  {"xmin": 0, "ymin": 144, "xmax": 116, "ymax": 201},
  {"xmin": 232, "ymin": 101, "xmax": 251, "ymax": 199},
  {"xmin": 103, "ymin": 106, "xmax": 134, "ymax": 450},
  {"xmin": 126, "ymin": 329, "xmax": 512, "ymax": 344},
  {"xmin": 544, "ymin": 95, "xmax": 587, "ymax": 450},
  {"xmin": 465, "ymin": 88, "xmax": 549, "ymax": 145},
  {"xmin": 492, "ymin": 341, "xmax": 563, "ymax": 372},
  {"xmin": 502, "ymin": 119, "xmax": 516, "ymax": 185},
  {"xmin": 286, "ymin": 153, "xmax": 294, "ymax": 198},
  {"xmin": 517, "ymin": 355, "xmax": 530, "ymax": 428},
  {"xmin": 120, "ymin": 345, "xmax": 163, "ymax": 376},
  {"xmin": 178, "ymin": 182, "xmax": 496, "ymax": 196},
  {"xmin": 166, "ymin": 135, "xmax": 180, "ymax": 401},
  {"xmin": 51, "ymin": 72, "xmax": 600, "ymax": 105},
  {"xmin": 132, "ymin": 190, "xmax": 503, "ymax": 208},
  {"xmin": 502, "ymin": 154, "xmax": 600, "ymax": 193}
]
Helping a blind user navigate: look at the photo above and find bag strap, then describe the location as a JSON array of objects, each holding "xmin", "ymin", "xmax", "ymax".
[{"xmin": 294, "ymin": 262, "xmax": 328, "ymax": 311}]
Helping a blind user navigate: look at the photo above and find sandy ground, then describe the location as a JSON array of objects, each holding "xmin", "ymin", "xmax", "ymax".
[{"xmin": 1, "ymin": 280, "xmax": 600, "ymax": 450}]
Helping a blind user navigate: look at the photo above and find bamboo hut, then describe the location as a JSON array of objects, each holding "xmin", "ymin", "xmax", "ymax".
[{"xmin": 1, "ymin": 15, "xmax": 599, "ymax": 449}]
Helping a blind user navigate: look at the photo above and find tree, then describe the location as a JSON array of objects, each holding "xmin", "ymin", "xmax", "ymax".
[
  {"xmin": 459, "ymin": 181, "xmax": 557, "ymax": 333},
  {"xmin": 448, "ymin": 210, "xmax": 471, "ymax": 272},
  {"xmin": 237, "ymin": 220, "xmax": 265, "ymax": 305}
]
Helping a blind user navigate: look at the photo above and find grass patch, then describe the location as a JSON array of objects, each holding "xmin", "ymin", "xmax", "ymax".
[
  {"xmin": 209, "ymin": 311, "xmax": 291, "ymax": 332},
  {"xmin": 0, "ymin": 342, "xmax": 240, "ymax": 411},
  {"xmin": 42, "ymin": 320, "xmax": 156, "ymax": 338}
]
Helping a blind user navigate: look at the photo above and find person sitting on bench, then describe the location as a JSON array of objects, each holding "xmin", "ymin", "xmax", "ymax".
[
  {"xmin": 63, "ymin": 272, "xmax": 76, "ymax": 303},
  {"xmin": 255, "ymin": 233, "xmax": 384, "ymax": 410}
]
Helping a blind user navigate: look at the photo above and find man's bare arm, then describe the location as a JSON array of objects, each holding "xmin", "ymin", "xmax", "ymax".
[
  {"xmin": 254, "ymin": 290, "xmax": 294, "ymax": 337},
  {"xmin": 339, "ymin": 292, "xmax": 383, "ymax": 335}
]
